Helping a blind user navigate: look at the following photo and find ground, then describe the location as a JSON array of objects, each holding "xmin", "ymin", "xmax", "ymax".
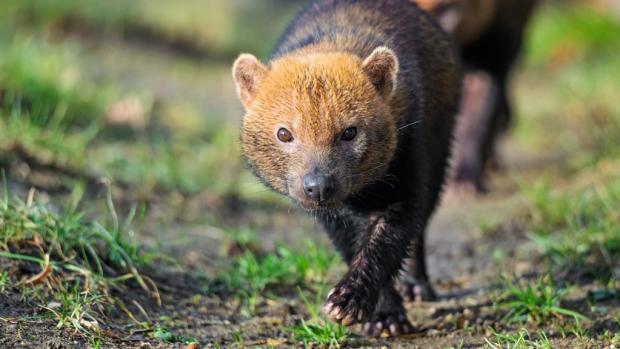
[{"xmin": 0, "ymin": 1, "xmax": 619, "ymax": 348}]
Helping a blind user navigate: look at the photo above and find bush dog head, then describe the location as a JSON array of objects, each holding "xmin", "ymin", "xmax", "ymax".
[{"xmin": 233, "ymin": 48, "xmax": 399, "ymax": 210}]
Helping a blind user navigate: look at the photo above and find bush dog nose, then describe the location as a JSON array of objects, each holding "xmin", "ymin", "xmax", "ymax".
[{"xmin": 302, "ymin": 173, "xmax": 335, "ymax": 202}]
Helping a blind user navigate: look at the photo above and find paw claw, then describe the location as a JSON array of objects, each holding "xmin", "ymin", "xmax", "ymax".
[
  {"xmin": 334, "ymin": 308, "xmax": 344, "ymax": 320},
  {"xmin": 327, "ymin": 288, "xmax": 335, "ymax": 299},
  {"xmin": 323, "ymin": 302, "xmax": 333, "ymax": 315},
  {"xmin": 363, "ymin": 313, "xmax": 414, "ymax": 337},
  {"xmin": 389, "ymin": 323, "xmax": 399, "ymax": 335},
  {"xmin": 341, "ymin": 315, "xmax": 354, "ymax": 326},
  {"xmin": 396, "ymin": 278, "xmax": 438, "ymax": 303},
  {"xmin": 323, "ymin": 277, "xmax": 376, "ymax": 326}
]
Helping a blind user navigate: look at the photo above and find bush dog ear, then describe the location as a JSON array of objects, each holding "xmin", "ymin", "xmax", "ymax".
[
  {"xmin": 232, "ymin": 54, "xmax": 267, "ymax": 109},
  {"xmin": 362, "ymin": 47, "xmax": 399, "ymax": 99}
]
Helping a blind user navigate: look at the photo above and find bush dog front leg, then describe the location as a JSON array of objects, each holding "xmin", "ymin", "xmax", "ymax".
[{"xmin": 324, "ymin": 210, "xmax": 413, "ymax": 325}]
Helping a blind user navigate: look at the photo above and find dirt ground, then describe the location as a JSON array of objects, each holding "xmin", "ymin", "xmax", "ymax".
[{"xmin": 2, "ymin": 147, "xmax": 617, "ymax": 349}]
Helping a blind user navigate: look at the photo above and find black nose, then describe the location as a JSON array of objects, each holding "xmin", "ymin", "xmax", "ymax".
[{"xmin": 302, "ymin": 173, "xmax": 335, "ymax": 202}]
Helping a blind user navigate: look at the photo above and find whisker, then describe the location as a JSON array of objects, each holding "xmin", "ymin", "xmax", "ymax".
[
  {"xmin": 345, "ymin": 163, "xmax": 389, "ymax": 179},
  {"xmin": 397, "ymin": 120, "xmax": 422, "ymax": 132}
]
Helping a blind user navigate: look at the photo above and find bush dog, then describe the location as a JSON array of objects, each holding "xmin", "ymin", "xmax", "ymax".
[{"xmin": 232, "ymin": 0, "xmax": 461, "ymax": 336}]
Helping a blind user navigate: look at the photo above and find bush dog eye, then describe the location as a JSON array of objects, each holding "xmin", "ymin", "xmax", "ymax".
[
  {"xmin": 277, "ymin": 127, "xmax": 293, "ymax": 143},
  {"xmin": 341, "ymin": 127, "xmax": 357, "ymax": 141}
]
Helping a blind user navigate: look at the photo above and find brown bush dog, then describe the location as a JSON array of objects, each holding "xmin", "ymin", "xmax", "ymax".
[
  {"xmin": 232, "ymin": 0, "xmax": 461, "ymax": 337},
  {"xmin": 415, "ymin": 0, "xmax": 539, "ymax": 193}
]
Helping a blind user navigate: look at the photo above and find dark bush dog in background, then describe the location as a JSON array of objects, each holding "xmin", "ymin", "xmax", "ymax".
[
  {"xmin": 232, "ymin": 0, "xmax": 461, "ymax": 337},
  {"xmin": 416, "ymin": 0, "xmax": 539, "ymax": 193}
]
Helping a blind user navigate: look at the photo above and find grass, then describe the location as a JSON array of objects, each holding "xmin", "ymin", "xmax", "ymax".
[
  {"xmin": 0, "ymin": 0, "xmax": 136, "ymax": 33},
  {"xmin": 45, "ymin": 286, "xmax": 106, "ymax": 334},
  {"xmin": 517, "ymin": 5, "xmax": 620, "ymax": 281},
  {"xmin": 0, "ymin": 0, "xmax": 302, "ymax": 60},
  {"xmin": 88, "ymin": 125, "xmax": 247, "ymax": 195},
  {"xmin": 0, "ymin": 0, "xmax": 297, "ymax": 202},
  {"xmin": 0, "ymin": 38, "xmax": 109, "ymax": 128},
  {"xmin": 526, "ymin": 4, "xmax": 620, "ymax": 67},
  {"xmin": 152, "ymin": 325, "xmax": 198, "ymax": 345},
  {"xmin": 0, "ymin": 180, "xmax": 158, "ymax": 342},
  {"xmin": 0, "ymin": 270, "xmax": 8, "ymax": 292},
  {"xmin": 598, "ymin": 323, "xmax": 620, "ymax": 343},
  {"xmin": 219, "ymin": 240, "xmax": 340, "ymax": 315},
  {"xmin": 496, "ymin": 275, "xmax": 586, "ymax": 324},
  {"xmin": 485, "ymin": 329, "xmax": 553, "ymax": 349},
  {"xmin": 525, "ymin": 173, "xmax": 620, "ymax": 283},
  {"xmin": 515, "ymin": 3, "xmax": 620, "ymax": 160},
  {"xmin": 0, "ymin": 33, "xmax": 261, "ymax": 199},
  {"xmin": 0, "ymin": 38, "xmax": 109, "ymax": 170},
  {"xmin": 288, "ymin": 287, "xmax": 348, "ymax": 349},
  {"xmin": 210, "ymin": 232, "xmax": 347, "ymax": 344}
]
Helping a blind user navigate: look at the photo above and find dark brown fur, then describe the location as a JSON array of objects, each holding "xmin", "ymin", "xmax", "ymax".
[{"xmin": 233, "ymin": 0, "xmax": 461, "ymax": 337}]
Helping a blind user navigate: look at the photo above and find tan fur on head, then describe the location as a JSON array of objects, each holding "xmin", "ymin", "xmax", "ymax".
[
  {"xmin": 232, "ymin": 53, "xmax": 268, "ymax": 109},
  {"xmin": 362, "ymin": 47, "xmax": 399, "ymax": 99},
  {"xmin": 234, "ymin": 49, "xmax": 399, "ymax": 209}
]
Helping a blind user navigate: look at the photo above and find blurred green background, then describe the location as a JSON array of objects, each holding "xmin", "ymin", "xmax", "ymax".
[
  {"xmin": 0, "ymin": 0, "xmax": 306, "ymax": 202},
  {"xmin": 1, "ymin": 0, "xmax": 618, "ymax": 205}
]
